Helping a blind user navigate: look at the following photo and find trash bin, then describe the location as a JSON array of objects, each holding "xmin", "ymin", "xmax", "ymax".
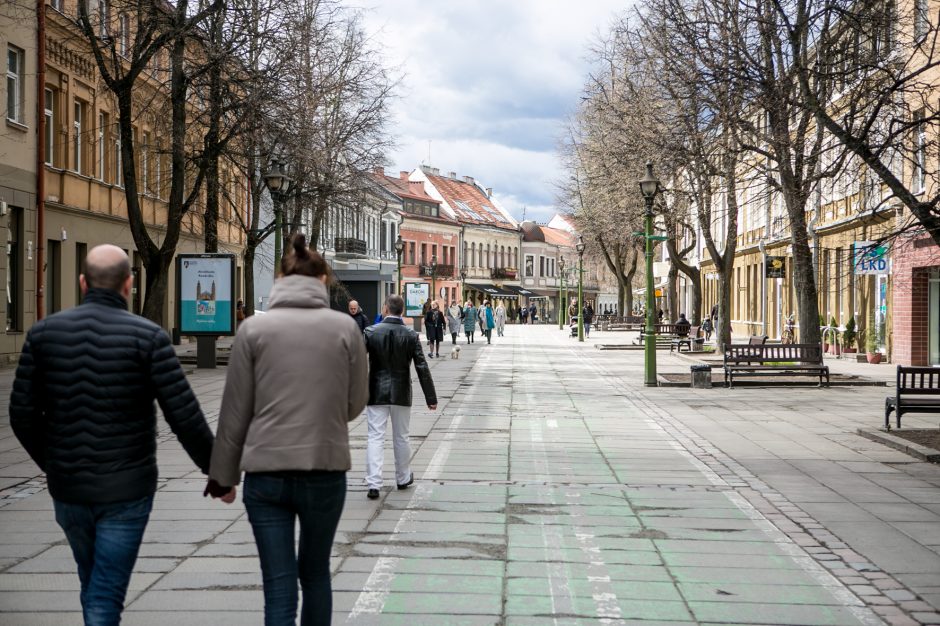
[{"xmin": 690, "ymin": 365, "xmax": 712, "ymax": 389}]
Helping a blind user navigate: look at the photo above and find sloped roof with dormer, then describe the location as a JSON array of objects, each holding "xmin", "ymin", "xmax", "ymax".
[
  {"xmin": 369, "ymin": 170, "xmax": 441, "ymax": 205},
  {"xmin": 418, "ymin": 170, "xmax": 518, "ymax": 231}
]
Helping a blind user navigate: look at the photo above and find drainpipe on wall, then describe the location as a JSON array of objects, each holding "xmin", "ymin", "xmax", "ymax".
[
  {"xmin": 35, "ymin": 0, "xmax": 46, "ymax": 320},
  {"xmin": 758, "ymin": 239, "xmax": 767, "ymax": 337}
]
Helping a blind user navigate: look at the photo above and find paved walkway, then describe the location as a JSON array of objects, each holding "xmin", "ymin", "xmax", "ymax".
[{"xmin": 0, "ymin": 326, "xmax": 939, "ymax": 624}]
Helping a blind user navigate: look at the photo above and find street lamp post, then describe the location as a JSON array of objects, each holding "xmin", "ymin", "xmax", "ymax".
[
  {"xmin": 395, "ymin": 234, "xmax": 404, "ymax": 296},
  {"xmin": 576, "ymin": 236, "xmax": 585, "ymax": 342},
  {"xmin": 639, "ymin": 161, "xmax": 661, "ymax": 387},
  {"xmin": 558, "ymin": 257, "xmax": 566, "ymax": 330},
  {"xmin": 459, "ymin": 265, "xmax": 467, "ymax": 303},
  {"xmin": 430, "ymin": 255, "xmax": 438, "ymax": 305},
  {"xmin": 263, "ymin": 159, "xmax": 292, "ymax": 279}
]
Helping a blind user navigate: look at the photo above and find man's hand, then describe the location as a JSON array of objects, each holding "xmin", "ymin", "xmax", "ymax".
[
  {"xmin": 204, "ymin": 478, "xmax": 236, "ymax": 504},
  {"xmin": 220, "ymin": 487, "xmax": 237, "ymax": 504},
  {"xmin": 428, "ymin": 404, "xmax": 437, "ymax": 410}
]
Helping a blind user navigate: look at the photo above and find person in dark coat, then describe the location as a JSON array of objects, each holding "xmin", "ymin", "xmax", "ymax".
[
  {"xmin": 364, "ymin": 295, "xmax": 437, "ymax": 499},
  {"xmin": 529, "ymin": 302, "xmax": 537, "ymax": 323},
  {"xmin": 9, "ymin": 245, "xmax": 218, "ymax": 626},
  {"xmin": 520, "ymin": 306, "xmax": 528, "ymax": 324},
  {"xmin": 423, "ymin": 302, "xmax": 446, "ymax": 358},
  {"xmin": 348, "ymin": 300, "xmax": 370, "ymax": 333},
  {"xmin": 675, "ymin": 312, "xmax": 691, "ymax": 337},
  {"xmin": 582, "ymin": 303, "xmax": 595, "ymax": 338}
]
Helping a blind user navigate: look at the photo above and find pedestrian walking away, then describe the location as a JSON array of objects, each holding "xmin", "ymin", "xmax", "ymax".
[
  {"xmin": 424, "ymin": 301, "xmax": 446, "ymax": 358},
  {"xmin": 529, "ymin": 302, "xmax": 537, "ymax": 323},
  {"xmin": 209, "ymin": 235, "xmax": 368, "ymax": 626},
  {"xmin": 348, "ymin": 299, "xmax": 370, "ymax": 334},
  {"xmin": 363, "ymin": 294, "xmax": 437, "ymax": 500},
  {"xmin": 477, "ymin": 302, "xmax": 487, "ymax": 334},
  {"xmin": 482, "ymin": 300, "xmax": 496, "ymax": 344},
  {"xmin": 446, "ymin": 300, "xmax": 462, "ymax": 345},
  {"xmin": 462, "ymin": 301, "xmax": 478, "ymax": 343},
  {"xmin": 495, "ymin": 302, "xmax": 507, "ymax": 337},
  {"xmin": 9, "ymin": 244, "xmax": 217, "ymax": 626},
  {"xmin": 582, "ymin": 302, "xmax": 595, "ymax": 338},
  {"xmin": 520, "ymin": 306, "xmax": 528, "ymax": 325},
  {"xmin": 701, "ymin": 316, "xmax": 713, "ymax": 341}
]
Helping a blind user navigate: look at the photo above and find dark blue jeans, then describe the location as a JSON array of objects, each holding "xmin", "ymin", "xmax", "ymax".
[
  {"xmin": 244, "ymin": 471, "xmax": 346, "ymax": 626},
  {"xmin": 53, "ymin": 494, "xmax": 154, "ymax": 626}
]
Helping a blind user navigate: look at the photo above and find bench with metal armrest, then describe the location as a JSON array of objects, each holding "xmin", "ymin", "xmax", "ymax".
[
  {"xmin": 885, "ymin": 366, "xmax": 940, "ymax": 430},
  {"xmin": 723, "ymin": 343, "xmax": 829, "ymax": 388}
]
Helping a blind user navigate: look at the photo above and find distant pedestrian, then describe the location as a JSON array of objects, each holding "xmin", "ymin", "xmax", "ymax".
[
  {"xmin": 363, "ymin": 295, "xmax": 437, "ymax": 500},
  {"xmin": 10, "ymin": 245, "xmax": 218, "ymax": 626},
  {"xmin": 424, "ymin": 302, "xmax": 446, "ymax": 358},
  {"xmin": 657, "ymin": 308, "xmax": 665, "ymax": 322},
  {"xmin": 348, "ymin": 300, "xmax": 370, "ymax": 333},
  {"xmin": 209, "ymin": 234, "xmax": 368, "ymax": 625},
  {"xmin": 495, "ymin": 302, "xmax": 506, "ymax": 337},
  {"xmin": 446, "ymin": 301, "xmax": 462, "ymax": 345},
  {"xmin": 675, "ymin": 312, "xmax": 691, "ymax": 337},
  {"xmin": 482, "ymin": 301, "xmax": 496, "ymax": 344},
  {"xmin": 520, "ymin": 306, "xmax": 528, "ymax": 324},
  {"xmin": 701, "ymin": 317, "xmax": 713, "ymax": 341},
  {"xmin": 236, "ymin": 299, "xmax": 246, "ymax": 327},
  {"xmin": 529, "ymin": 302, "xmax": 537, "ymax": 323},
  {"xmin": 478, "ymin": 302, "xmax": 486, "ymax": 333},
  {"xmin": 582, "ymin": 303, "xmax": 595, "ymax": 338},
  {"xmin": 463, "ymin": 301, "xmax": 478, "ymax": 343},
  {"xmin": 710, "ymin": 303, "xmax": 719, "ymax": 322}
]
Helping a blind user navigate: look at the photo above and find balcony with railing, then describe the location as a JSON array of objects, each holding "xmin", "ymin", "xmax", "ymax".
[
  {"xmin": 490, "ymin": 267, "xmax": 518, "ymax": 280},
  {"xmin": 421, "ymin": 264, "xmax": 455, "ymax": 278},
  {"xmin": 334, "ymin": 237, "xmax": 368, "ymax": 258}
]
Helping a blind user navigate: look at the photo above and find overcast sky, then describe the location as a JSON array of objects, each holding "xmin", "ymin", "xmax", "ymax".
[{"xmin": 360, "ymin": 1, "xmax": 629, "ymax": 225}]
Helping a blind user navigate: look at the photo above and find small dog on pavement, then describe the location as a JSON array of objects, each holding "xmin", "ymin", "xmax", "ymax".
[{"xmin": 450, "ymin": 346, "xmax": 460, "ymax": 360}]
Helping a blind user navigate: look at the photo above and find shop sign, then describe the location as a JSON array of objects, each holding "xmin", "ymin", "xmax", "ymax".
[
  {"xmin": 654, "ymin": 288, "xmax": 663, "ymax": 297},
  {"xmin": 404, "ymin": 282, "xmax": 429, "ymax": 317},
  {"xmin": 854, "ymin": 241, "xmax": 890, "ymax": 274},
  {"xmin": 765, "ymin": 255, "xmax": 786, "ymax": 278}
]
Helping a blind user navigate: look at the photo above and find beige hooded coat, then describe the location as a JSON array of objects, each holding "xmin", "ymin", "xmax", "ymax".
[{"xmin": 209, "ymin": 275, "xmax": 368, "ymax": 487}]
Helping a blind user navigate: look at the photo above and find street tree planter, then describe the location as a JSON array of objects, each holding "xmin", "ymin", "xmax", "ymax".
[{"xmin": 867, "ymin": 352, "xmax": 883, "ymax": 364}]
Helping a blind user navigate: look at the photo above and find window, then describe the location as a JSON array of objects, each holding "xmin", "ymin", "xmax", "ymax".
[
  {"xmin": 914, "ymin": 110, "xmax": 926, "ymax": 194},
  {"xmin": 98, "ymin": 0, "xmax": 110, "ymax": 36},
  {"xmin": 539, "ymin": 256, "xmax": 545, "ymax": 277},
  {"xmin": 44, "ymin": 88, "xmax": 54, "ymax": 166},
  {"xmin": 98, "ymin": 111, "xmax": 108, "ymax": 181},
  {"xmin": 6, "ymin": 46, "xmax": 24, "ymax": 123},
  {"xmin": 141, "ymin": 131, "xmax": 149, "ymax": 191},
  {"xmin": 6, "ymin": 207, "xmax": 20, "ymax": 331},
  {"xmin": 73, "ymin": 100, "xmax": 85, "ymax": 174},
  {"xmin": 915, "ymin": 0, "xmax": 929, "ymax": 39},
  {"xmin": 119, "ymin": 13, "xmax": 130, "ymax": 56},
  {"xmin": 115, "ymin": 129, "xmax": 122, "ymax": 187},
  {"xmin": 525, "ymin": 255, "xmax": 534, "ymax": 278}
]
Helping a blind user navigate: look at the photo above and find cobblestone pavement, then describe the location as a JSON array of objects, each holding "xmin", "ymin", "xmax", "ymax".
[{"xmin": 1, "ymin": 326, "xmax": 939, "ymax": 625}]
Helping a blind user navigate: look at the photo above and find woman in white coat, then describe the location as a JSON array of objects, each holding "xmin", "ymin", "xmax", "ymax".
[
  {"xmin": 446, "ymin": 300, "xmax": 462, "ymax": 345},
  {"xmin": 494, "ymin": 303, "xmax": 506, "ymax": 337}
]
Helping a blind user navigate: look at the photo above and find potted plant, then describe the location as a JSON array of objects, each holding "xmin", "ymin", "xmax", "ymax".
[
  {"xmin": 842, "ymin": 316, "xmax": 857, "ymax": 354},
  {"xmin": 866, "ymin": 316, "xmax": 882, "ymax": 364}
]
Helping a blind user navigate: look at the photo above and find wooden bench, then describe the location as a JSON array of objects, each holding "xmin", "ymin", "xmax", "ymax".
[
  {"xmin": 885, "ymin": 366, "xmax": 940, "ymax": 430},
  {"xmin": 723, "ymin": 343, "xmax": 829, "ymax": 388},
  {"xmin": 670, "ymin": 326, "xmax": 702, "ymax": 353},
  {"xmin": 637, "ymin": 324, "xmax": 684, "ymax": 345}
]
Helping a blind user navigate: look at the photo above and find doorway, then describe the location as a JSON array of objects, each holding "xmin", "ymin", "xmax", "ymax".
[{"xmin": 930, "ymin": 270, "xmax": 940, "ymax": 365}]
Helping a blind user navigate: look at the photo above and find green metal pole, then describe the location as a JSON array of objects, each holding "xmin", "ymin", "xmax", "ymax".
[
  {"xmin": 273, "ymin": 202, "xmax": 282, "ymax": 280},
  {"xmin": 578, "ymin": 257, "xmax": 584, "ymax": 342},
  {"xmin": 558, "ymin": 275, "xmax": 564, "ymax": 330},
  {"xmin": 644, "ymin": 204, "xmax": 657, "ymax": 386},
  {"xmin": 397, "ymin": 253, "xmax": 402, "ymax": 296}
]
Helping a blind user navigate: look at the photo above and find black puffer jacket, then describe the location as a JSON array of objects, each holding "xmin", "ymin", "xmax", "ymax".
[
  {"xmin": 363, "ymin": 318, "xmax": 437, "ymax": 407},
  {"xmin": 9, "ymin": 289, "xmax": 214, "ymax": 504}
]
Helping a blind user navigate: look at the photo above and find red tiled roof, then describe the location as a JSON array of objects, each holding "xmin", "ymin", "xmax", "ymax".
[
  {"xmin": 541, "ymin": 226, "xmax": 575, "ymax": 247},
  {"xmin": 425, "ymin": 174, "xmax": 516, "ymax": 230},
  {"xmin": 370, "ymin": 172, "xmax": 440, "ymax": 204}
]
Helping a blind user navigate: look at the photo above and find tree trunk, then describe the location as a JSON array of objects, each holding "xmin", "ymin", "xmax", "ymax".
[
  {"xmin": 666, "ymin": 264, "xmax": 679, "ymax": 322},
  {"xmin": 243, "ymin": 245, "xmax": 256, "ymax": 315}
]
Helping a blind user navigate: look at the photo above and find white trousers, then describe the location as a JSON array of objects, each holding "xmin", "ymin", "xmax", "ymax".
[{"xmin": 366, "ymin": 405, "xmax": 413, "ymax": 488}]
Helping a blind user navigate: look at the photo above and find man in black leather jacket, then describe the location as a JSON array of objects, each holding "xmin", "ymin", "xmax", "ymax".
[
  {"xmin": 362, "ymin": 294, "xmax": 437, "ymax": 499},
  {"xmin": 9, "ymin": 244, "xmax": 217, "ymax": 625}
]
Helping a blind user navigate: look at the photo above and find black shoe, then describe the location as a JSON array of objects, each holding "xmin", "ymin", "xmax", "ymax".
[
  {"xmin": 367, "ymin": 488, "xmax": 380, "ymax": 500},
  {"xmin": 397, "ymin": 473, "xmax": 414, "ymax": 490}
]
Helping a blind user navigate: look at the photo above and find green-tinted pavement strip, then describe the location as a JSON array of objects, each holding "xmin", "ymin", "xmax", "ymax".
[{"xmin": 503, "ymin": 594, "xmax": 693, "ymax": 620}]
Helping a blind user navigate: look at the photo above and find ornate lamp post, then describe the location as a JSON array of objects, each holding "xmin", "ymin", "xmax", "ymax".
[
  {"xmin": 430, "ymin": 255, "xmax": 438, "ymax": 305},
  {"xmin": 558, "ymin": 257, "xmax": 566, "ymax": 330},
  {"xmin": 263, "ymin": 159, "xmax": 292, "ymax": 278},
  {"xmin": 639, "ymin": 161, "xmax": 661, "ymax": 387},
  {"xmin": 459, "ymin": 265, "xmax": 467, "ymax": 303},
  {"xmin": 576, "ymin": 236, "xmax": 586, "ymax": 342},
  {"xmin": 394, "ymin": 234, "xmax": 404, "ymax": 295}
]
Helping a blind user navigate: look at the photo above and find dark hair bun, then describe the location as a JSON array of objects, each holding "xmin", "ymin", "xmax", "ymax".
[{"xmin": 291, "ymin": 234, "xmax": 308, "ymax": 257}]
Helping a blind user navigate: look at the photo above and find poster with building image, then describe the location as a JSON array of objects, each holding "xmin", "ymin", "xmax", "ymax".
[
  {"xmin": 405, "ymin": 282, "xmax": 430, "ymax": 317},
  {"xmin": 177, "ymin": 254, "xmax": 236, "ymax": 335}
]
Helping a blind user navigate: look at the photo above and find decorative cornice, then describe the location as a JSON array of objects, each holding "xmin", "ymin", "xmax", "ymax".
[{"xmin": 47, "ymin": 36, "xmax": 95, "ymax": 82}]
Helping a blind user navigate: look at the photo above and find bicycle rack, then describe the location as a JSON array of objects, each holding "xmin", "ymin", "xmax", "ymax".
[{"xmin": 821, "ymin": 324, "xmax": 841, "ymax": 359}]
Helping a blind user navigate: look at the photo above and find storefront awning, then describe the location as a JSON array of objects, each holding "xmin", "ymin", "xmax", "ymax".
[
  {"xmin": 503, "ymin": 284, "xmax": 539, "ymax": 297},
  {"xmin": 465, "ymin": 283, "xmax": 519, "ymax": 297}
]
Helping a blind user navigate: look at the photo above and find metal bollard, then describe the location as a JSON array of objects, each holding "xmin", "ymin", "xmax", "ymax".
[{"xmin": 690, "ymin": 365, "xmax": 712, "ymax": 389}]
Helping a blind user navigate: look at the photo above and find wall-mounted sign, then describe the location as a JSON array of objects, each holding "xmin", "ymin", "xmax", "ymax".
[
  {"xmin": 854, "ymin": 241, "xmax": 891, "ymax": 274},
  {"xmin": 654, "ymin": 288, "xmax": 663, "ymax": 297},
  {"xmin": 176, "ymin": 254, "xmax": 236, "ymax": 336},
  {"xmin": 765, "ymin": 255, "xmax": 786, "ymax": 278},
  {"xmin": 404, "ymin": 282, "xmax": 429, "ymax": 317}
]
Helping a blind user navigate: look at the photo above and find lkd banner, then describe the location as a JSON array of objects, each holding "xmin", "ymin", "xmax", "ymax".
[{"xmin": 854, "ymin": 241, "xmax": 891, "ymax": 275}]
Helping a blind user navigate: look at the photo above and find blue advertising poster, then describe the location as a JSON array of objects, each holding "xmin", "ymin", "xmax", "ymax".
[{"xmin": 178, "ymin": 254, "xmax": 235, "ymax": 335}]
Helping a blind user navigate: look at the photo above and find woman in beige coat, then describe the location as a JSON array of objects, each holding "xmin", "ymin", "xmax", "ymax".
[{"xmin": 207, "ymin": 235, "xmax": 368, "ymax": 626}]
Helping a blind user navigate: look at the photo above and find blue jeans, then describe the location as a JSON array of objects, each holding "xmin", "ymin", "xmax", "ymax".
[
  {"xmin": 53, "ymin": 494, "xmax": 154, "ymax": 626},
  {"xmin": 585, "ymin": 322, "xmax": 591, "ymax": 336},
  {"xmin": 244, "ymin": 471, "xmax": 346, "ymax": 626}
]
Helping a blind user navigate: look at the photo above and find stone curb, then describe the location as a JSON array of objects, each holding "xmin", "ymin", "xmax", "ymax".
[{"xmin": 857, "ymin": 428, "xmax": 940, "ymax": 463}]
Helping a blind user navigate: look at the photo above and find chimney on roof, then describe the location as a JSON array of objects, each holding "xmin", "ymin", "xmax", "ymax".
[
  {"xmin": 374, "ymin": 166, "xmax": 385, "ymax": 176},
  {"xmin": 463, "ymin": 176, "xmax": 475, "ymax": 185},
  {"xmin": 400, "ymin": 171, "xmax": 409, "ymax": 180},
  {"xmin": 486, "ymin": 187, "xmax": 493, "ymax": 198},
  {"xmin": 448, "ymin": 171, "xmax": 457, "ymax": 179}
]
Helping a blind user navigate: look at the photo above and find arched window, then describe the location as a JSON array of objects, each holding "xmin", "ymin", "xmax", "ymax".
[
  {"xmin": 500, "ymin": 246, "xmax": 505, "ymax": 268},
  {"xmin": 471, "ymin": 243, "xmax": 476, "ymax": 268},
  {"xmin": 485, "ymin": 245, "xmax": 490, "ymax": 268}
]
